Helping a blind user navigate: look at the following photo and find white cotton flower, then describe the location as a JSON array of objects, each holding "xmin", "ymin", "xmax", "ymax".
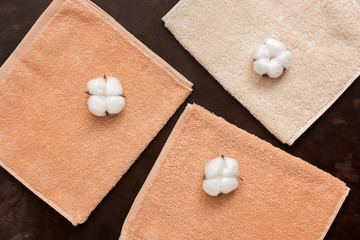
[
  {"xmin": 253, "ymin": 38, "xmax": 291, "ymax": 78},
  {"xmin": 87, "ymin": 76, "xmax": 125, "ymax": 116},
  {"xmin": 105, "ymin": 96, "xmax": 125, "ymax": 114},
  {"xmin": 87, "ymin": 77, "xmax": 106, "ymax": 95},
  {"xmin": 203, "ymin": 156, "xmax": 241, "ymax": 196},
  {"xmin": 87, "ymin": 95, "xmax": 107, "ymax": 117},
  {"xmin": 105, "ymin": 76, "xmax": 123, "ymax": 96}
]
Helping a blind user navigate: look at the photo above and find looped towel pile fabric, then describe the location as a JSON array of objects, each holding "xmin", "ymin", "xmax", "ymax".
[
  {"xmin": 163, "ymin": 0, "xmax": 360, "ymax": 145},
  {"xmin": 0, "ymin": 0, "xmax": 354, "ymax": 237},
  {"xmin": 0, "ymin": 0, "xmax": 192, "ymax": 225},
  {"xmin": 120, "ymin": 104, "xmax": 349, "ymax": 240}
]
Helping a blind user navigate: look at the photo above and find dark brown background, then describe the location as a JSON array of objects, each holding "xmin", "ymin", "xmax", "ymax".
[{"xmin": 0, "ymin": 0, "xmax": 359, "ymax": 239}]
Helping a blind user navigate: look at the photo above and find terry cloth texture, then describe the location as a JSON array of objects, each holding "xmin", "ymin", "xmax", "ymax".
[
  {"xmin": 0, "ymin": 0, "xmax": 192, "ymax": 226},
  {"xmin": 120, "ymin": 104, "xmax": 349, "ymax": 240},
  {"xmin": 162, "ymin": 0, "xmax": 360, "ymax": 145}
]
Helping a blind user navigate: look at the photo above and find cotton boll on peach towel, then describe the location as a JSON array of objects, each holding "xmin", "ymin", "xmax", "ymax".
[
  {"xmin": 87, "ymin": 76, "xmax": 125, "ymax": 116},
  {"xmin": 120, "ymin": 104, "xmax": 349, "ymax": 240},
  {"xmin": 203, "ymin": 156, "xmax": 241, "ymax": 196},
  {"xmin": 0, "ymin": 0, "xmax": 192, "ymax": 226}
]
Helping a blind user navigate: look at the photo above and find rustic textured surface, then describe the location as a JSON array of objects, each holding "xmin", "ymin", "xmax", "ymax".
[{"xmin": 0, "ymin": 0, "xmax": 359, "ymax": 239}]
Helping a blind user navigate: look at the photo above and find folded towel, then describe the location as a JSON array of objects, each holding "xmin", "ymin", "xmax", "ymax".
[
  {"xmin": 0, "ymin": 0, "xmax": 192, "ymax": 226},
  {"xmin": 120, "ymin": 104, "xmax": 349, "ymax": 240},
  {"xmin": 162, "ymin": 0, "xmax": 360, "ymax": 145}
]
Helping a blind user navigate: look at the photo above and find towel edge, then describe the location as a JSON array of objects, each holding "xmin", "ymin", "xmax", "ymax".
[
  {"xmin": 161, "ymin": 0, "xmax": 188, "ymax": 23},
  {"xmin": 119, "ymin": 103, "xmax": 194, "ymax": 240},
  {"xmin": 318, "ymin": 187, "xmax": 350, "ymax": 240},
  {"xmin": 0, "ymin": 159, "xmax": 79, "ymax": 226},
  {"xmin": 286, "ymin": 71, "xmax": 359, "ymax": 145},
  {"xmin": 0, "ymin": 0, "xmax": 82, "ymax": 226},
  {"xmin": 82, "ymin": 0, "xmax": 193, "ymax": 92},
  {"xmin": 0, "ymin": 0, "xmax": 66, "ymax": 80}
]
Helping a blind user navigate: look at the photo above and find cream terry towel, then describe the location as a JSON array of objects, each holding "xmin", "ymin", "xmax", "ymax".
[
  {"xmin": 0, "ymin": 0, "xmax": 192, "ymax": 225},
  {"xmin": 162, "ymin": 0, "xmax": 360, "ymax": 145},
  {"xmin": 120, "ymin": 104, "xmax": 349, "ymax": 240}
]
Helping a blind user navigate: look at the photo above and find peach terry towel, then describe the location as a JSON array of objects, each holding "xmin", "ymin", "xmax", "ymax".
[
  {"xmin": 162, "ymin": 0, "xmax": 360, "ymax": 145},
  {"xmin": 120, "ymin": 104, "xmax": 349, "ymax": 240},
  {"xmin": 0, "ymin": 0, "xmax": 192, "ymax": 225}
]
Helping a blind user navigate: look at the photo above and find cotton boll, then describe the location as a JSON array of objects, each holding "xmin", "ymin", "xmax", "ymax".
[
  {"xmin": 264, "ymin": 38, "xmax": 286, "ymax": 57},
  {"xmin": 203, "ymin": 178, "xmax": 222, "ymax": 196},
  {"xmin": 253, "ymin": 58, "xmax": 270, "ymax": 75},
  {"xmin": 203, "ymin": 156, "xmax": 240, "ymax": 196},
  {"xmin": 268, "ymin": 59, "xmax": 284, "ymax": 78},
  {"xmin": 220, "ymin": 178, "xmax": 239, "ymax": 194},
  {"xmin": 253, "ymin": 44, "xmax": 270, "ymax": 60},
  {"xmin": 253, "ymin": 38, "xmax": 290, "ymax": 78},
  {"xmin": 87, "ymin": 76, "xmax": 126, "ymax": 116},
  {"xmin": 87, "ymin": 77, "xmax": 106, "ymax": 95},
  {"xmin": 222, "ymin": 157, "xmax": 239, "ymax": 177},
  {"xmin": 205, "ymin": 157, "xmax": 224, "ymax": 179},
  {"xmin": 87, "ymin": 95, "xmax": 107, "ymax": 116},
  {"xmin": 106, "ymin": 96, "xmax": 125, "ymax": 114},
  {"xmin": 105, "ymin": 76, "xmax": 123, "ymax": 96},
  {"xmin": 275, "ymin": 51, "xmax": 292, "ymax": 68}
]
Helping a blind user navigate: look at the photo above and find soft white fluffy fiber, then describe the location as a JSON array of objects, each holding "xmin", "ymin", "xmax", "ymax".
[
  {"xmin": 253, "ymin": 38, "xmax": 291, "ymax": 78},
  {"xmin": 87, "ymin": 77, "xmax": 106, "ymax": 95},
  {"xmin": 105, "ymin": 76, "xmax": 123, "ymax": 96},
  {"xmin": 203, "ymin": 156, "xmax": 240, "ymax": 196},
  {"xmin": 87, "ymin": 76, "xmax": 125, "ymax": 116}
]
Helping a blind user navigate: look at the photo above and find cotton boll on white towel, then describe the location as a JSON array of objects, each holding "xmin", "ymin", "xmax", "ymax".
[
  {"xmin": 264, "ymin": 38, "xmax": 286, "ymax": 57},
  {"xmin": 267, "ymin": 59, "xmax": 284, "ymax": 78},
  {"xmin": 86, "ymin": 76, "xmax": 125, "ymax": 116},
  {"xmin": 253, "ymin": 38, "xmax": 291, "ymax": 78},
  {"xmin": 203, "ymin": 156, "xmax": 240, "ymax": 196},
  {"xmin": 253, "ymin": 58, "xmax": 270, "ymax": 75}
]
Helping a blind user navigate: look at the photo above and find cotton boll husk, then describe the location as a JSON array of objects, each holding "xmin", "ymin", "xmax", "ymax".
[
  {"xmin": 267, "ymin": 59, "xmax": 284, "ymax": 78},
  {"xmin": 87, "ymin": 95, "xmax": 107, "ymax": 116},
  {"xmin": 253, "ymin": 58, "xmax": 270, "ymax": 75},
  {"xmin": 205, "ymin": 157, "xmax": 224, "ymax": 179},
  {"xmin": 105, "ymin": 76, "xmax": 123, "ymax": 96},
  {"xmin": 264, "ymin": 38, "xmax": 286, "ymax": 57},
  {"xmin": 220, "ymin": 178, "xmax": 239, "ymax": 194},
  {"xmin": 275, "ymin": 51, "xmax": 292, "ymax": 68},
  {"xmin": 203, "ymin": 178, "xmax": 221, "ymax": 196},
  {"xmin": 222, "ymin": 157, "xmax": 239, "ymax": 177},
  {"xmin": 106, "ymin": 96, "xmax": 125, "ymax": 114},
  {"xmin": 253, "ymin": 44, "xmax": 270, "ymax": 60},
  {"xmin": 87, "ymin": 78, "xmax": 106, "ymax": 95}
]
